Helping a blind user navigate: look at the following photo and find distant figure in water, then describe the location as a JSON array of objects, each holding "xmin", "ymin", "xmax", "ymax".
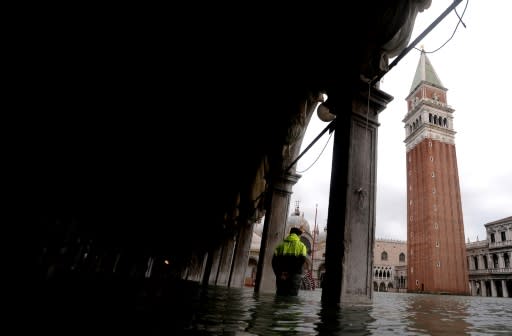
[{"xmin": 272, "ymin": 227, "xmax": 307, "ymax": 296}]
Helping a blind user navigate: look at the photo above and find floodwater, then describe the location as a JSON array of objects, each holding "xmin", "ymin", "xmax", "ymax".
[{"xmin": 172, "ymin": 286, "xmax": 512, "ymax": 336}]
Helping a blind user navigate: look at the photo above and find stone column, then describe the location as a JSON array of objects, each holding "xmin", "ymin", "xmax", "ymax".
[
  {"xmin": 490, "ymin": 279, "xmax": 497, "ymax": 297},
  {"xmin": 468, "ymin": 256, "xmax": 474, "ymax": 270},
  {"xmin": 321, "ymin": 82, "xmax": 393, "ymax": 304},
  {"xmin": 469, "ymin": 281, "xmax": 475, "ymax": 296},
  {"xmin": 502, "ymin": 280, "xmax": 509, "ymax": 298},
  {"xmin": 254, "ymin": 172, "xmax": 301, "ymax": 293},
  {"xmin": 480, "ymin": 280, "xmax": 486, "ymax": 296},
  {"xmin": 498, "ymin": 252, "xmax": 505, "ymax": 269},
  {"xmin": 214, "ymin": 235, "xmax": 237, "ymax": 286},
  {"xmin": 230, "ymin": 160, "xmax": 267, "ymax": 288},
  {"xmin": 478, "ymin": 255, "xmax": 484, "ymax": 270},
  {"xmin": 229, "ymin": 217, "xmax": 256, "ymax": 288},
  {"xmin": 207, "ymin": 249, "xmax": 221, "ymax": 284}
]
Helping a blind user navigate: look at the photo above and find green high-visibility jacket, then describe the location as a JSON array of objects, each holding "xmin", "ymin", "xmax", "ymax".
[{"xmin": 272, "ymin": 233, "xmax": 307, "ymax": 275}]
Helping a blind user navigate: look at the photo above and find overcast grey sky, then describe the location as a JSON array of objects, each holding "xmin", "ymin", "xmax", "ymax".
[{"xmin": 292, "ymin": 0, "xmax": 511, "ymax": 242}]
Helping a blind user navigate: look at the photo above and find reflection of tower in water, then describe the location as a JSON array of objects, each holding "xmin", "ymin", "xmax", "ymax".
[{"xmin": 405, "ymin": 294, "xmax": 471, "ymax": 334}]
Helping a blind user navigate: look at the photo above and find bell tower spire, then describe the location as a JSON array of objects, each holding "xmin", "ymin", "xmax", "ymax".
[{"xmin": 404, "ymin": 49, "xmax": 454, "ymax": 151}]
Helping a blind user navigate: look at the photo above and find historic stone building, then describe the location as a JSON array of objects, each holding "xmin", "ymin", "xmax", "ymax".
[
  {"xmin": 466, "ymin": 216, "xmax": 512, "ymax": 297},
  {"xmin": 373, "ymin": 239, "xmax": 407, "ymax": 292},
  {"xmin": 403, "ymin": 49, "xmax": 469, "ymax": 295}
]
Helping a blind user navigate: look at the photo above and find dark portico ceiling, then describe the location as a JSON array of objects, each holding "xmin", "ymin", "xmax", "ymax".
[{"xmin": 34, "ymin": 1, "xmax": 433, "ymax": 266}]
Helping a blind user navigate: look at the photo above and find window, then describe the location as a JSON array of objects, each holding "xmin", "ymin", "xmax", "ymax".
[
  {"xmin": 435, "ymin": 241, "xmax": 439, "ymax": 247},
  {"xmin": 381, "ymin": 251, "xmax": 388, "ymax": 261},
  {"xmin": 399, "ymin": 253, "xmax": 405, "ymax": 262},
  {"xmin": 490, "ymin": 233, "xmax": 495, "ymax": 243},
  {"xmin": 436, "ymin": 261, "xmax": 441, "ymax": 268},
  {"xmin": 501, "ymin": 231, "xmax": 506, "ymax": 241},
  {"xmin": 493, "ymin": 254, "xmax": 499, "ymax": 268}
]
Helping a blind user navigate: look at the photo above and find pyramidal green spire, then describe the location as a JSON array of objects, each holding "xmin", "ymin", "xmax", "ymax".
[{"xmin": 409, "ymin": 48, "xmax": 444, "ymax": 93}]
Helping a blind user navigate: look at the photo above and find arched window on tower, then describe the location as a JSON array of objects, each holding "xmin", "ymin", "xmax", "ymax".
[
  {"xmin": 381, "ymin": 251, "xmax": 388, "ymax": 261},
  {"xmin": 399, "ymin": 253, "xmax": 405, "ymax": 262},
  {"xmin": 443, "ymin": 118, "xmax": 447, "ymax": 127},
  {"xmin": 429, "ymin": 113, "xmax": 432, "ymax": 123},
  {"xmin": 434, "ymin": 115, "xmax": 437, "ymax": 125}
]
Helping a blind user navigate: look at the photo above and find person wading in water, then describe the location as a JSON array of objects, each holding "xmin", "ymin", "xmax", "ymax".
[{"xmin": 272, "ymin": 227, "xmax": 307, "ymax": 296}]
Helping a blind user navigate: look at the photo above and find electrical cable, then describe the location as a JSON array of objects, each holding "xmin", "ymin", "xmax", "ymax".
[
  {"xmin": 296, "ymin": 130, "xmax": 334, "ymax": 174},
  {"xmin": 415, "ymin": 0, "xmax": 468, "ymax": 54}
]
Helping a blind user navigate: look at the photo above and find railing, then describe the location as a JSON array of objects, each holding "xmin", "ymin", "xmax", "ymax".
[
  {"xmin": 489, "ymin": 240, "xmax": 512, "ymax": 249},
  {"xmin": 466, "ymin": 240, "xmax": 488, "ymax": 248},
  {"xmin": 469, "ymin": 267, "xmax": 512, "ymax": 275}
]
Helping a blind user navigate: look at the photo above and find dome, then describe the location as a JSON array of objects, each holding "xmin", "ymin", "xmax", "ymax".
[{"xmin": 286, "ymin": 204, "xmax": 311, "ymax": 234}]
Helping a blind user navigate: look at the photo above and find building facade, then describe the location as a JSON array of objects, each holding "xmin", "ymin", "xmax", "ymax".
[
  {"xmin": 403, "ymin": 50, "xmax": 469, "ymax": 295},
  {"xmin": 467, "ymin": 216, "xmax": 512, "ymax": 297},
  {"xmin": 373, "ymin": 239, "xmax": 407, "ymax": 292}
]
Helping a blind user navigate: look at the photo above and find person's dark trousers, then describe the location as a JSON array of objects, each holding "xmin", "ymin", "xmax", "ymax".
[{"xmin": 275, "ymin": 273, "xmax": 303, "ymax": 296}]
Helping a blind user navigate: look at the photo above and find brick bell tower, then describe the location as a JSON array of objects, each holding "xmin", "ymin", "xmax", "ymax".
[{"xmin": 403, "ymin": 49, "xmax": 469, "ymax": 295}]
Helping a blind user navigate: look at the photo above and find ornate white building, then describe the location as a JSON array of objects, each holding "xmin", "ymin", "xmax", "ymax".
[{"xmin": 466, "ymin": 216, "xmax": 512, "ymax": 297}]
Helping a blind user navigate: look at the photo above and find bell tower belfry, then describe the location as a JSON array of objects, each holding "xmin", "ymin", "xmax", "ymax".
[{"xmin": 403, "ymin": 49, "xmax": 469, "ymax": 295}]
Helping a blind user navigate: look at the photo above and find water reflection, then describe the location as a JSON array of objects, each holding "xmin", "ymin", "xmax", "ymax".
[
  {"xmin": 404, "ymin": 294, "xmax": 471, "ymax": 335},
  {"xmin": 171, "ymin": 285, "xmax": 512, "ymax": 335},
  {"xmin": 316, "ymin": 302, "xmax": 374, "ymax": 336}
]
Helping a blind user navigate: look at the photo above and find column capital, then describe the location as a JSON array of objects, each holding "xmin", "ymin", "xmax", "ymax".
[
  {"xmin": 271, "ymin": 172, "xmax": 301, "ymax": 195},
  {"xmin": 355, "ymin": 80, "xmax": 394, "ymax": 115}
]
